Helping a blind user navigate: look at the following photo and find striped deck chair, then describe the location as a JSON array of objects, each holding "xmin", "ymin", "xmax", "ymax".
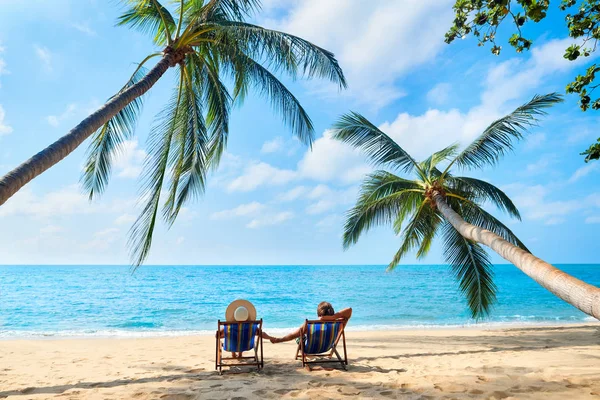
[
  {"xmin": 215, "ymin": 319, "xmax": 264, "ymax": 373},
  {"xmin": 295, "ymin": 318, "xmax": 348, "ymax": 371}
]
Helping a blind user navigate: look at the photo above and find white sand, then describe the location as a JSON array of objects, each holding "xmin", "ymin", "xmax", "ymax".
[{"xmin": 1, "ymin": 324, "xmax": 599, "ymax": 399}]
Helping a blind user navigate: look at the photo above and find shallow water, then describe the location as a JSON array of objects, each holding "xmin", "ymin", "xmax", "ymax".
[{"xmin": 0, "ymin": 264, "xmax": 598, "ymax": 338}]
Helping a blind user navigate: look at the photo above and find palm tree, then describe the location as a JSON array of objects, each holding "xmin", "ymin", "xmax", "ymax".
[
  {"xmin": 333, "ymin": 93, "xmax": 600, "ymax": 320},
  {"xmin": 0, "ymin": 0, "xmax": 346, "ymax": 265}
]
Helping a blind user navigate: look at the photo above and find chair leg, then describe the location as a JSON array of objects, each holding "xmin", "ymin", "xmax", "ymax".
[{"xmin": 334, "ymin": 349, "xmax": 347, "ymax": 371}]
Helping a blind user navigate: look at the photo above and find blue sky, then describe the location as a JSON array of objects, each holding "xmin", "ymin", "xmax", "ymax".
[{"xmin": 0, "ymin": 0, "xmax": 598, "ymax": 265}]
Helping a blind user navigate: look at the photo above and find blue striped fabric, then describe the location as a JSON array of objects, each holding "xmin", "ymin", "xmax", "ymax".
[
  {"xmin": 223, "ymin": 322, "xmax": 259, "ymax": 352},
  {"xmin": 304, "ymin": 321, "xmax": 343, "ymax": 355}
]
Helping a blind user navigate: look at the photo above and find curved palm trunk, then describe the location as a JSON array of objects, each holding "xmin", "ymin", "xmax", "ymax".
[
  {"xmin": 433, "ymin": 192, "xmax": 600, "ymax": 320},
  {"xmin": 0, "ymin": 54, "xmax": 174, "ymax": 206}
]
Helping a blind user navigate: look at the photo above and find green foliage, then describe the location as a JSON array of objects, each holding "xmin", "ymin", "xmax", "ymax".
[
  {"xmin": 582, "ymin": 137, "xmax": 600, "ymax": 161},
  {"xmin": 333, "ymin": 94, "xmax": 560, "ymax": 319},
  {"xmin": 83, "ymin": 0, "xmax": 346, "ymax": 266},
  {"xmin": 446, "ymin": 0, "xmax": 600, "ymax": 161}
]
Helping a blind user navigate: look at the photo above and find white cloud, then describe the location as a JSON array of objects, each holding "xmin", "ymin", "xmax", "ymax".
[
  {"xmin": 95, "ymin": 228, "xmax": 120, "ymax": 237},
  {"xmin": 269, "ymin": 0, "xmax": 454, "ymax": 108},
  {"xmin": 585, "ymin": 216, "xmax": 600, "ymax": 224},
  {"xmin": 316, "ymin": 214, "xmax": 343, "ymax": 229},
  {"xmin": 524, "ymin": 154, "xmax": 557, "ymax": 176},
  {"xmin": 276, "ymin": 186, "xmax": 307, "ymax": 202},
  {"xmin": 569, "ymin": 163, "xmax": 600, "ymax": 183},
  {"xmin": 227, "ymin": 162, "xmax": 296, "ymax": 192},
  {"xmin": 261, "ymin": 136, "xmax": 284, "ymax": 154},
  {"xmin": 114, "ymin": 213, "xmax": 136, "ymax": 225},
  {"xmin": 114, "ymin": 139, "xmax": 146, "ymax": 178},
  {"xmin": 34, "ymin": 45, "xmax": 53, "ymax": 72},
  {"xmin": 426, "ymin": 83, "xmax": 451, "ymax": 105},
  {"xmin": 0, "ymin": 185, "xmax": 133, "ymax": 219},
  {"xmin": 296, "ymin": 38, "xmax": 589, "ymax": 176},
  {"xmin": 297, "ymin": 130, "xmax": 371, "ymax": 184},
  {"xmin": 40, "ymin": 225, "xmax": 63, "ymax": 234},
  {"xmin": 0, "ymin": 105, "xmax": 12, "ymax": 135},
  {"xmin": 0, "ymin": 42, "xmax": 8, "ymax": 87},
  {"xmin": 72, "ymin": 22, "xmax": 96, "ymax": 36},
  {"xmin": 247, "ymin": 211, "xmax": 294, "ymax": 229},
  {"xmin": 305, "ymin": 185, "xmax": 357, "ymax": 215},
  {"xmin": 503, "ymin": 183, "xmax": 600, "ymax": 225},
  {"xmin": 210, "ymin": 202, "xmax": 265, "ymax": 220},
  {"xmin": 524, "ymin": 132, "xmax": 546, "ymax": 150},
  {"xmin": 46, "ymin": 103, "xmax": 77, "ymax": 127},
  {"xmin": 176, "ymin": 236, "xmax": 185, "ymax": 245}
]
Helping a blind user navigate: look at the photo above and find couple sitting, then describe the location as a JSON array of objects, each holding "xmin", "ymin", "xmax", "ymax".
[{"xmin": 216, "ymin": 299, "xmax": 352, "ymax": 372}]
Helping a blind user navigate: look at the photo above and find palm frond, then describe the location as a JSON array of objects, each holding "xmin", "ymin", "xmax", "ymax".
[
  {"xmin": 447, "ymin": 93, "xmax": 563, "ymax": 172},
  {"xmin": 442, "ymin": 221, "xmax": 497, "ymax": 319},
  {"xmin": 192, "ymin": 0, "xmax": 260, "ymax": 21},
  {"xmin": 422, "ymin": 143, "xmax": 460, "ymax": 176},
  {"xmin": 129, "ymin": 72, "xmax": 185, "ymax": 267},
  {"xmin": 387, "ymin": 199, "xmax": 438, "ymax": 271},
  {"xmin": 332, "ymin": 112, "xmax": 420, "ymax": 173},
  {"xmin": 446, "ymin": 176, "xmax": 521, "ymax": 220},
  {"xmin": 458, "ymin": 200, "xmax": 529, "ymax": 251},
  {"xmin": 224, "ymin": 53, "xmax": 314, "ymax": 145},
  {"xmin": 343, "ymin": 171, "xmax": 423, "ymax": 249},
  {"xmin": 191, "ymin": 52, "xmax": 232, "ymax": 170},
  {"xmin": 162, "ymin": 62, "xmax": 208, "ymax": 225},
  {"xmin": 212, "ymin": 22, "xmax": 346, "ymax": 88},
  {"xmin": 82, "ymin": 64, "xmax": 149, "ymax": 200},
  {"xmin": 118, "ymin": 0, "xmax": 176, "ymax": 45}
]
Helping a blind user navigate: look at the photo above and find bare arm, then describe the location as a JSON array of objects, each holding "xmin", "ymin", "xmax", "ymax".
[
  {"xmin": 321, "ymin": 307, "xmax": 352, "ymax": 321},
  {"xmin": 271, "ymin": 326, "xmax": 303, "ymax": 343}
]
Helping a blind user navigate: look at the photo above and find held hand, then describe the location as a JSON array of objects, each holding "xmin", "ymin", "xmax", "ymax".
[{"xmin": 269, "ymin": 337, "xmax": 280, "ymax": 344}]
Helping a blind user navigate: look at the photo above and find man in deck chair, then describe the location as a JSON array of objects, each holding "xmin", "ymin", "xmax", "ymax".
[{"xmin": 270, "ymin": 302, "xmax": 352, "ymax": 370}]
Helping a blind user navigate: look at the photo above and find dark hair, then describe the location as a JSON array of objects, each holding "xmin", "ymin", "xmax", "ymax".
[{"xmin": 317, "ymin": 301, "xmax": 335, "ymax": 317}]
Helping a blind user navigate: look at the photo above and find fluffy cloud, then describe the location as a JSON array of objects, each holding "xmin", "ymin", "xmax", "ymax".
[
  {"xmin": 46, "ymin": 103, "xmax": 77, "ymax": 127},
  {"xmin": 261, "ymin": 136, "xmax": 284, "ymax": 154},
  {"xmin": 114, "ymin": 139, "xmax": 146, "ymax": 179},
  {"xmin": 114, "ymin": 213, "xmax": 136, "ymax": 225},
  {"xmin": 210, "ymin": 202, "xmax": 265, "ymax": 220},
  {"xmin": 227, "ymin": 162, "xmax": 296, "ymax": 192},
  {"xmin": 72, "ymin": 22, "xmax": 96, "ymax": 36},
  {"xmin": 426, "ymin": 83, "xmax": 451, "ymax": 105},
  {"xmin": 0, "ymin": 105, "xmax": 12, "ymax": 135},
  {"xmin": 0, "ymin": 185, "xmax": 134, "ymax": 219},
  {"xmin": 34, "ymin": 45, "xmax": 53, "ymax": 72},
  {"xmin": 247, "ymin": 211, "xmax": 294, "ymax": 229},
  {"xmin": 569, "ymin": 163, "xmax": 600, "ymax": 183},
  {"xmin": 297, "ymin": 131, "xmax": 371, "ymax": 184},
  {"xmin": 0, "ymin": 42, "xmax": 8, "ymax": 87},
  {"xmin": 503, "ymin": 183, "xmax": 600, "ymax": 225},
  {"xmin": 276, "ymin": 186, "xmax": 308, "ymax": 202},
  {"xmin": 297, "ymin": 37, "xmax": 591, "ymax": 176},
  {"xmin": 268, "ymin": 0, "xmax": 454, "ymax": 108}
]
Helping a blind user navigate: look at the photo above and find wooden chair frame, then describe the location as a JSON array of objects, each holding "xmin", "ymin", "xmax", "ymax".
[
  {"xmin": 295, "ymin": 318, "xmax": 348, "ymax": 371},
  {"xmin": 215, "ymin": 319, "xmax": 264, "ymax": 374}
]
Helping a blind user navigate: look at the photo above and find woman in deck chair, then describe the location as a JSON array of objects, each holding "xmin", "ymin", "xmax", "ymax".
[
  {"xmin": 269, "ymin": 302, "xmax": 352, "ymax": 343},
  {"xmin": 217, "ymin": 299, "xmax": 274, "ymax": 359}
]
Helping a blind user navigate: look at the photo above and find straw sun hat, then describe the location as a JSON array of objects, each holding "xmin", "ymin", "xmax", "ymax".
[{"xmin": 225, "ymin": 299, "xmax": 257, "ymax": 322}]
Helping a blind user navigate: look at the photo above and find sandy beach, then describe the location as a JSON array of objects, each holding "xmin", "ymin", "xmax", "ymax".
[{"xmin": 0, "ymin": 324, "xmax": 598, "ymax": 399}]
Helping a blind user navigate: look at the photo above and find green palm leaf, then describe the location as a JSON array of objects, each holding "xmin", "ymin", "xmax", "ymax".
[
  {"xmin": 82, "ymin": 64, "xmax": 149, "ymax": 200},
  {"xmin": 162, "ymin": 62, "xmax": 208, "ymax": 225},
  {"xmin": 118, "ymin": 0, "xmax": 176, "ymax": 45},
  {"xmin": 332, "ymin": 112, "xmax": 421, "ymax": 173},
  {"xmin": 225, "ymin": 52, "xmax": 315, "ymax": 145},
  {"xmin": 447, "ymin": 176, "xmax": 521, "ymax": 219},
  {"xmin": 343, "ymin": 171, "xmax": 423, "ymax": 249},
  {"xmin": 129, "ymin": 72, "xmax": 185, "ymax": 267},
  {"xmin": 447, "ymin": 93, "xmax": 563, "ymax": 172},
  {"xmin": 442, "ymin": 221, "xmax": 497, "ymax": 319}
]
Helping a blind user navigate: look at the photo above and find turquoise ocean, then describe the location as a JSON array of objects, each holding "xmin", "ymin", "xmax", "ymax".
[{"xmin": 0, "ymin": 264, "xmax": 598, "ymax": 338}]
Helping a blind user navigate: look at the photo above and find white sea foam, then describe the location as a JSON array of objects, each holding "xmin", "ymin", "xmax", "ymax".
[{"xmin": 0, "ymin": 319, "xmax": 594, "ymax": 340}]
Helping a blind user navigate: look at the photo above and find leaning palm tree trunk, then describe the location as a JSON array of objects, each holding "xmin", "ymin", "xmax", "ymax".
[
  {"xmin": 434, "ymin": 192, "xmax": 600, "ymax": 320},
  {"xmin": 0, "ymin": 54, "xmax": 175, "ymax": 206}
]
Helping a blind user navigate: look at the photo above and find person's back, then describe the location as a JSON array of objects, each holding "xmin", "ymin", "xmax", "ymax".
[{"xmin": 270, "ymin": 302, "xmax": 352, "ymax": 343}]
